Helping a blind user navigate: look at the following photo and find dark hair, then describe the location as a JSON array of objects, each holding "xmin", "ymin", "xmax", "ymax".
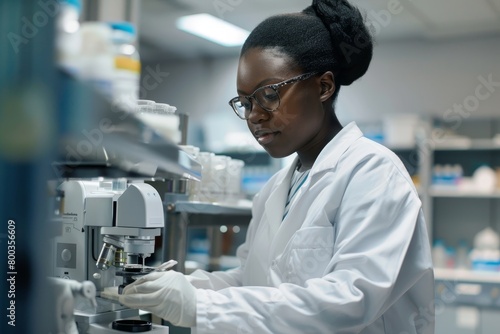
[{"xmin": 241, "ymin": 0, "xmax": 373, "ymax": 89}]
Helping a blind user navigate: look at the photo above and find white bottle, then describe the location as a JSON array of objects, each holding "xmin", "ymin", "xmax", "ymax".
[
  {"xmin": 108, "ymin": 22, "xmax": 141, "ymax": 112},
  {"xmin": 79, "ymin": 22, "xmax": 115, "ymax": 100},
  {"xmin": 455, "ymin": 240, "xmax": 470, "ymax": 269},
  {"xmin": 56, "ymin": 0, "xmax": 82, "ymax": 75},
  {"xmin": 473, "ymin": 165, "xmax": 497, "ymax": 193},
  {"xmin": 432, "ymin": 239, "xmax": 447, "ymax": 268},
  {"xmin": 470, "ymin": 227, "xmax": 500, "ymax": 271}
]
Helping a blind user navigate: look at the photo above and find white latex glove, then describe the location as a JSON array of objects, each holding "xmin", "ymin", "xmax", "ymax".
[
  {"xmin": 119, "ymin": 271, "xmax": 196, "ymax": 328},
  {"xmin": 185, "ymin": 270, "xmax": 213, "ymax": 288}
]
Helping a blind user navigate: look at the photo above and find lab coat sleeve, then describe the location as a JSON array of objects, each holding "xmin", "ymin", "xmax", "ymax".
[{"xmin": 192, "ymin": 155, "xmax": 432, "ymax": 334}]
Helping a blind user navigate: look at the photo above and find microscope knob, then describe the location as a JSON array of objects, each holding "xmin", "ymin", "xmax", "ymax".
[{"xmin": 61, "ymin": 248, "xmax": 72, "ymax": 262}]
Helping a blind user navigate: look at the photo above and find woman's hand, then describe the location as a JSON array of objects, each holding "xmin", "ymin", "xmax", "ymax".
[{"xmin": 119, "ymin": 271, "xmax": 196, "ymax": 327}]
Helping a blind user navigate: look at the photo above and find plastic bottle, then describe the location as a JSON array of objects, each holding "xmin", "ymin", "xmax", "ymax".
[
  {"xmin": 472, "ymin": 165, "xmax": 497, "ymax": 193},
  {"xmin": 469, "ymin": 227, "xmax": 500, "ymax": 271},
  {"xmin": 56, "ymin": 0, "xmax": 82, "ymax": 75},
  {"xmin": 451, "ymin": 164, "xmax": 463, "ymax": 185},
  {"xmin": 455, "ymin": 239, "xmax": 470, "ymax": 269},
  {"xmin": 432, "ymin": 239, "xmax": 448, "ymax": 268},
  {"xmin": 79, "ymin": 22, "xmax": 115, "ymax": 100},
  {"xmin": 108, "ymin": 22, "xmax": 141, "ymax": 112},
  {"xmin": 473, "ymin": 227, "xmax": 500, "ymax": 250},
  {"xmin": 432, "ymin": 165, "xmax": 443, "ymax": 185}
]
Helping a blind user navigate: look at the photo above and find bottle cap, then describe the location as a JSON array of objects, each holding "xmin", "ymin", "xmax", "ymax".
[{"xmin": 109, "ymin": 21, "xmax": 136, "ymax": 35}]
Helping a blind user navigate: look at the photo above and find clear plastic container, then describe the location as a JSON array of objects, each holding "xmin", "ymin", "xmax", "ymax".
[
  {"xmin": 197, "ymin": 152, "xmax": 215, "ymax": 202},
  {"xmin": 179, "ymin": 145, "xmax": 201, "ymax": 201},
  {"xmin": 209, "ymin": 155, "xmax": 231, "ymax": 203},
  {"xmin": 108, "ymin": 22, "xmax": 141, "ymax": 112},
  {"xmin": 135, "ymin": 102, "xmax": 180, "ymax": 143},
  {"xmin": 226, "ymin": 159, "xmax": 245, "ymax": 204}
]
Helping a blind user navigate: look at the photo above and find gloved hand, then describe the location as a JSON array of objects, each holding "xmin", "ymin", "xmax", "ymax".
[{"xmin": 119, "ymin": 271, "xmax": 196, "ymax": 328}]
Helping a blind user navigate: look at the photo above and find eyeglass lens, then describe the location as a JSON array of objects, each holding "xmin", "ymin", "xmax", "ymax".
[{"xmin": 233, "ymin": 86, "xmax": 280, "ymax": 119}]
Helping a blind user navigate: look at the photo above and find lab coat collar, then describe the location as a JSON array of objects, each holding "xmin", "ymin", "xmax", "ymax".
[
  {"xmin": 266, "ymin": 122, "xmax": 363, "ymax": 260},
  {"xmin": 309, "ymin": 121, "xmax": 363, "ymax": 177},
  {"xmin": 263, "ymin": 122, "xmax": 363, "ymax": 260}
]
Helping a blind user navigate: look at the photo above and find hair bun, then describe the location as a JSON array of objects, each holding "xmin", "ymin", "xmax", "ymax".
[{"xmin": 307, "ymin": 0, "xmax": 373, "ymax": 86}]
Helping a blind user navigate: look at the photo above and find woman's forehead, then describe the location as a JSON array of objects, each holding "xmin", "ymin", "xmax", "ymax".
[{"xmin": 236, "ymin": 48, "xmax": 297, "ymax": 90}]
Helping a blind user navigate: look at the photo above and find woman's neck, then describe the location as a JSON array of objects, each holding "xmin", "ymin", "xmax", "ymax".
[{"xmin": 296, "ymin": 120, "xmax": 342, "ymax": 172}]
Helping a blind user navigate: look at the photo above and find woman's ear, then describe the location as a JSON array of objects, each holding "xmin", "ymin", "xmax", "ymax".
[{"xmin": 319, "ymin": 71, "xmax": 335, "ymax": 102}]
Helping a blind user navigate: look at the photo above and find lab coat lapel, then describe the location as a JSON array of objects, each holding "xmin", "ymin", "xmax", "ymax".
[
  {"xmin": 265, "ymin": 156, "xmax": 305, "ymax": 259},
  {"xmin": 269, "ymin": 177, "xmax": 310, "ymax": 259},
  {"xmin": 268, "ymin": 122, "xmax": 364, "ymax": 259},
  {"xmin": 263, "ymin": 161, "xmax": 296, "ymax": 237}
]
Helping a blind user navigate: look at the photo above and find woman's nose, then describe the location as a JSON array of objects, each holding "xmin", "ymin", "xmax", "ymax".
[{"xmin": 247, "ymin": 101, "xmax": 270, "ymax": 123}]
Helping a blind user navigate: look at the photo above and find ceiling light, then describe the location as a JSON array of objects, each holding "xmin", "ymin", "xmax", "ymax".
[{"xmin": 176, "ymin": 13, "xmax": 250, "ymax": 47}]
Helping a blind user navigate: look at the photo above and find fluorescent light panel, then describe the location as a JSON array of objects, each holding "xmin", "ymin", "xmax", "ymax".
[{"xmin": 176, "ymin": 13, "xmax": 249, "ymax": 47}]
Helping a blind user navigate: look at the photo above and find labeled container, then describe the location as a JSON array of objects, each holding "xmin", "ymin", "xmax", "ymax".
[
  {"xmin": 79, "ymin": 22, "xmax": 115, "ymax": 100},
  {"xmin": 470, "ymin": 227, "xmax": 500, "ymax": 271},
  {"xmin": 109, "ymin": 21, "xmax": 141, "ymax": 112},
  {"xmin": 56, "ymin": 0, "xmax": 82, "ymax": 75}
]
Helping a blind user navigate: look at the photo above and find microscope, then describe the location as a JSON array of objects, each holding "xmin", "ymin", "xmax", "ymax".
[{"xmin": 52, "ymin": 179, "xmax": 169, "ymax": 333}]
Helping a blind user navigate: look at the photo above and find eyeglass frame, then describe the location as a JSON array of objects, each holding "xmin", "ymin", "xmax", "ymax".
[{"xmin": 228, "ymin": 72, "xmax": 318, "ymax": 120}]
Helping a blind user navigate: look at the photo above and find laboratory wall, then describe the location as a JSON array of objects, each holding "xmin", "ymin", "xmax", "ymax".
[{"xmin": 142, "ymin": 34, "xmax": 500, "ymax": 152}]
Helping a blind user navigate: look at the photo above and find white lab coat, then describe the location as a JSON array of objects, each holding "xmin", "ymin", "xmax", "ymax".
[{"xmin": 190, "ymin": 122, "xmax": 434, "ymax": 334}]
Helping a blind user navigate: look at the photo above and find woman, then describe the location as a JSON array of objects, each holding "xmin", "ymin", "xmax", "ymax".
[{"xmin": 120, "ymin": 1, "xmax": 435, "ymax": 333}]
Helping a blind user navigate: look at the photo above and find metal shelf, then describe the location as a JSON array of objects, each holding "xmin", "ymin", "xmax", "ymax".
[
  {"xmin": 434, "ymin": 269, "xmax": 500, "ymax": 310},
  {"xmin": 434, "ymin": 268, "xmax": 500, "ymax": 284},
  {"xmin": 55, "ymin": 69, "xmax": 201, "ymax": 181},
  {"xmin": 429, "ymin": 187, "xmax": 500, "ymax": 198},
  {"xmin": 170, "ymin": 200, "xmax": 252, "ymax": 216},
  {"xmin": 163, "ymin": 200, "xmax": 252, "ymax": 273},
  {"xmin": 433, "ymin": 138, "xmax": 500, "ymax": 151}
]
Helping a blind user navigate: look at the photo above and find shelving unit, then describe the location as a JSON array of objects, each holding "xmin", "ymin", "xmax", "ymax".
[
  {"xmin": 163, "ymin": 201, "xmax": 252, "ymax": 273},
  {"xmin": 418, "ymin": 117, "xmax": 500, "ymax": 248},
  {"xmin": 416, "ymin": 118, "xmax": 500, "ymax": 334}
]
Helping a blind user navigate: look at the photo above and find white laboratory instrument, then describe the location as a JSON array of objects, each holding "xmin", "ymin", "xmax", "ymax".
[{"xmin": 51, "ymin": 179, "xmax": 169, "ymax": 333}]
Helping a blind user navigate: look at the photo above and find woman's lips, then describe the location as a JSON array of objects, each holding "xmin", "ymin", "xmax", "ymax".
[{"xmin": 256, "ymin": 132, "xmax": 278, "ymax": 145}]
